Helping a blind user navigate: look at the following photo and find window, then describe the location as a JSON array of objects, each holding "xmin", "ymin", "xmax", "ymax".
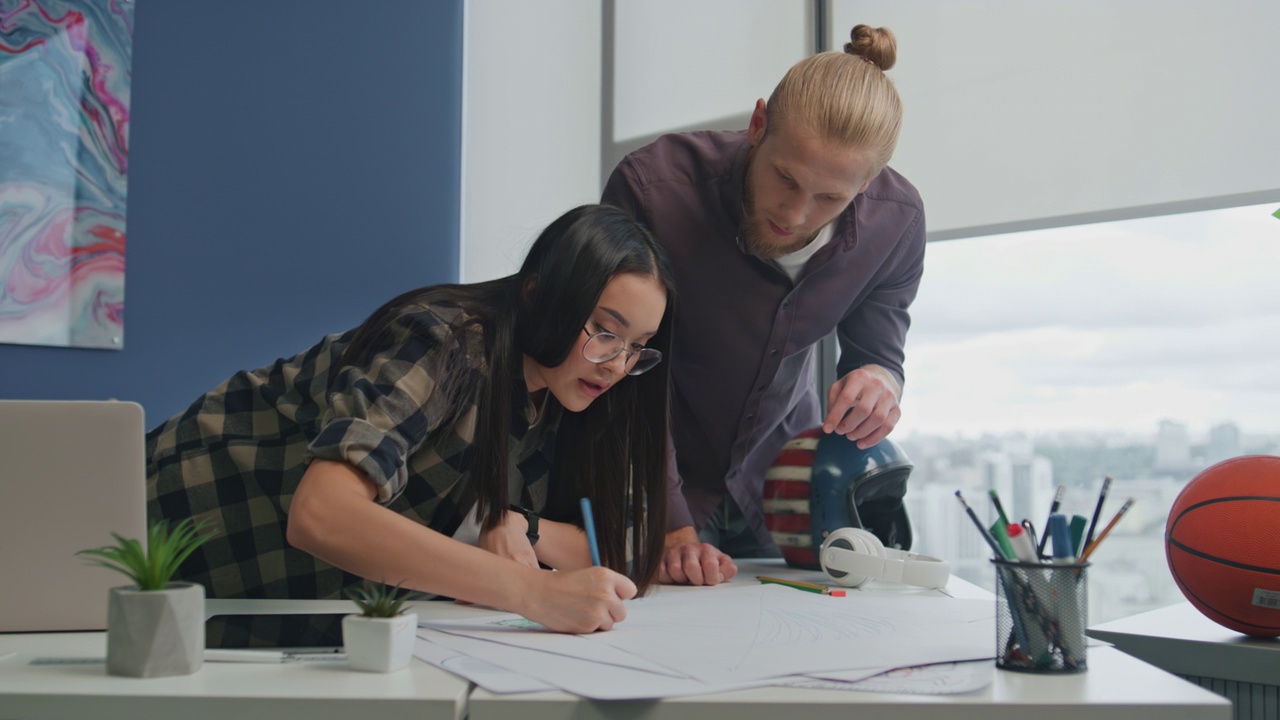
[{"xmin": 896, "ymin": 203, "xmax": 1280, "ymax": 623}]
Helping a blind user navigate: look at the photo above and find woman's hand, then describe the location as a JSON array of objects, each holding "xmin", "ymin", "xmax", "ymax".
[
  {"xmin": 479, "ymin": 508, "xmax": 539, "ymax": 569},
  {"xmin": 517, "ymin": 566, "xmax": 637, "ymax": 633}
]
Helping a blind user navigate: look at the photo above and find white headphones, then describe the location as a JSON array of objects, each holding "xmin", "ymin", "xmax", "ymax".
[{"xmin": 819, "ymin": 527, "xmax": 951, "ymax": 589}]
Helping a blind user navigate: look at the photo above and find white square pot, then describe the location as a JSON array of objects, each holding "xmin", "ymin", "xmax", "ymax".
[{"xmin": 342, "ymin": 612, "xmax": 417, "ymax": 672}]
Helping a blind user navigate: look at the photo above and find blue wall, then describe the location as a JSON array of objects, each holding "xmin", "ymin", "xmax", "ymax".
[{"xmin": 0, "ymin": 0, "xmax": 464, "ymax": 428}]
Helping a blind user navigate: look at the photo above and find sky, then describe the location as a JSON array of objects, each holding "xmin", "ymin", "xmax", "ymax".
[{"xmin": 897, "ymin": 203, "xmax": 1280, "ymax": 439}]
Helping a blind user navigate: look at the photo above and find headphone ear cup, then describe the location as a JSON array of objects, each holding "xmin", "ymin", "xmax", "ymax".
[{"xmin": 819, "ymin": 527, "xmax": 884, "ymax": 587}]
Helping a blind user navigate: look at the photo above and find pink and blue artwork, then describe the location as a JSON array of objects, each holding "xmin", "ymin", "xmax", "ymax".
[{"xmin": 0, "ymin": 0, "xmax": 132, "ymax": 349}]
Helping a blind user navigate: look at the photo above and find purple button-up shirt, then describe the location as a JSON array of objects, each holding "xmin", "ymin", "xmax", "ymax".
[{"xmin": 603, "ymin": 130, "xmax": 926, "ymax": 547}]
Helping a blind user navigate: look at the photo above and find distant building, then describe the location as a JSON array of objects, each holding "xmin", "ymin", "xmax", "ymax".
[
  {"xmin": 1155, "ymin": 420, "xmax": 1191, "ymax": 471},
  {"xmin": 1206, "ymin": 422, "xmax": 1241, "ymax": 465}
]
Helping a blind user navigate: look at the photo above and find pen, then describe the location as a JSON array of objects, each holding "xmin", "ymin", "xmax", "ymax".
[
  {"xmin": 988, "ymin": 489, "xmax": 1011, "ymax": 527},
  {"xmin": 1083, "ymin": 475, "xmax": 1112, "ymax": 554},
  {"xmin": 1068, "ymin": 514, "xmax": 1088, "ymax": 557},
  {"xmin": 1020, "ymin": 519, "xmax": 1040, "ymax": 559},
  {"xmin": 202, "ymin": 649, "xmax": 349, "ymax": 663},
  {"xmin": 1047, "ymin": 513, "xmax": 1074, "ymax": 564},
  {"xmin": 757, "ymin": 576, "xmax": 847, "ymax": 597},
  {"xmin": 1079, "ymin": 498, "xmax": 1135, "ymax": 562},
  {"xmin": 955, "ymin": 490, "xmax": 1006, "ymax": 559},
  {"xmin": 990, "ymin": 521, "xmax": 1017, "ymax": 561},
  {"xmin": 204, "ymin": 649, "xmax": 288, "ymax": 663},
  {"xmin": 1006, "ymin": 522, "xmax": 1038, "ymax": 563},
  {"xmin": 1036, "ymin": 484, "xmax": 1065, "ymax": 557},
  {"xmin": 580, "ymin": 497, "xmax": 601, "ymax": 566}
]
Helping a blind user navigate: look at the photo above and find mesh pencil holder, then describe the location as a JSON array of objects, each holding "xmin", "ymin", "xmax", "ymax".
[{"xmin": 992, "ymin": 558, "xmax": 1089, "ymax": 674}]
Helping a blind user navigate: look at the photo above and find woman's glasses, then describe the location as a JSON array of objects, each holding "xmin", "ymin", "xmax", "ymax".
[{"xmin": 581, "ymin": 326, "xmax": 662, "ymax": 376}]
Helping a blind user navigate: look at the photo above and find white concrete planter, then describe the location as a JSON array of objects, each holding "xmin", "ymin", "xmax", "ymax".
[
  {"xmin": 106, "ymin": 582, "xmax": 205, "ymax": 678},
  {"xmin": 342, "ymin": 612, "xmax": 417, "ymax": 672}
]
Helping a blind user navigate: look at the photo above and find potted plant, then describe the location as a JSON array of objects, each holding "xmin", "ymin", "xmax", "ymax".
[
  {"xmin": 342, "ymin": 579, "xmax": 419, "ymax": 672},
  {"xmin": 76, "ymin": 517, "xmax": 216, "ymax": 678}
]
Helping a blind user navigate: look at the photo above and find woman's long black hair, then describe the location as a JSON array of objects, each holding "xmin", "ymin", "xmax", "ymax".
[{"xmin": 336, "ymin": 204, "xmax": 674, "ymax": 593}]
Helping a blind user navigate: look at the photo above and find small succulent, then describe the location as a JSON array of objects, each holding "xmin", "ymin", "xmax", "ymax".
[
  {"xmin": 76, "ymin": 517, "xmax": 217, "ymax": 591},
  {"xmin": 345, "ymin": 579, "xmax": 417, "ymax": 618}
]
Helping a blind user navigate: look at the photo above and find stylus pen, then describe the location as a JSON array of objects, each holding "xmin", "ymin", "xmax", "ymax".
[
  {"xmin": 203, "ymin": 649, "xmax": 348, "ymax": 663},
  {"xmin": 580, "ymin": 497, "xmax": 601, "ymax": 566},
  {"xmin": 204, "ymin": 649, "xmax": 288, "ymax": 663},
  {"xmin": 955, "ymin": 491, "xmax": 1007, "ymax": 559},
  {"xmin": 1036, "ymin": 485, "xmax": 1065, "ymax": 557}
]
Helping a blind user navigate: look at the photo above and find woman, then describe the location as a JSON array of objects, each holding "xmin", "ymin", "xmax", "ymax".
[{"xmin": 147, "ymin": 204, "xmax": 673, "ymax": 644}]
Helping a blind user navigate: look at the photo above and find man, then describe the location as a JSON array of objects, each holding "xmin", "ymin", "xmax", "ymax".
[{"xmin": 602, "ymin": 25, "xmax": 925, "ymax": 583}]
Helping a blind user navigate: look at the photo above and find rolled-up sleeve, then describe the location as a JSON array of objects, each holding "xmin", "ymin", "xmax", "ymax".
[{"xmin": 309, "ymin": 306, "xmax": 484, "ymax": 504}]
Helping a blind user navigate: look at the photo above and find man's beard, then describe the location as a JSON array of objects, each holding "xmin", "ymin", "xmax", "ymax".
[{"xmin": 741, "ymin": 154, "xmax": 820, "ymax": 260}]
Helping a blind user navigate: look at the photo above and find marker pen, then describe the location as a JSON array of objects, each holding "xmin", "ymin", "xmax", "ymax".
[
  {"xmin": 1047, "ymin": 513, "xmax": 1074, "ymax": 563},
  {"xmin": 1005, "ymin": 522, "xmax": 1039, "ymax": 563}
]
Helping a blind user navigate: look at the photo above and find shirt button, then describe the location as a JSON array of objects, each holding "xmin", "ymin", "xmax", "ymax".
[
  {"xmin": 770, "ymin": 349, "xmax": 779, "ymax": 357},
  {"xmin": 782, "ymin": 300, "xmax": 791, "ymax": 308},
  {"xmin": 757, "ymin": 385, "xmax": 766, "ymax": 392},
  {"xmin": 746, "ymin": 413, "xmax": 754, "ymax": 420}
]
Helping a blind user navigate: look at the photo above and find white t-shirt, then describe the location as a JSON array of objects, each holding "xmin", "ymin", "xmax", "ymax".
[{"xmin": 772, "ymin": 221, "xmax": 835, "ymax": 282}]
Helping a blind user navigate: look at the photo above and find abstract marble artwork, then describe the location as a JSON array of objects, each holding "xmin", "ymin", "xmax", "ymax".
[{"xmin": 0, "ymin": 0, "xmax": 133, "ymax": 349}]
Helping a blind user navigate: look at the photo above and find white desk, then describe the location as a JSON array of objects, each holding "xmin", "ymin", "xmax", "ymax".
[
  {"xmin": 1089, "ymin": 602, "xmax": 1280, "ymax": 720},
  {"xmin": 469, "ymin": 646, "xmax": 1224, "ymax": 720},
  {"xmin": 465, "ymin": 561, "xmax": 1230, "ymax": 720},
  {"xmin": 1, "ymin": 572, "xmax": 1232, "ymax": 720},
  {"xmin": 0, "ymin": 600, "xmax": 474, "ymax": 720}
]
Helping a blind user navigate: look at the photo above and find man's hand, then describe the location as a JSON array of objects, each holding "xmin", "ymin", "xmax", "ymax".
[
  {"xmin": 658, "ymin": 527, "xmax": 738, "ymax": 585},
  {"xmin": 478, "ymin": 509, "xmax": 539, "ymax": 569},
  {"xmin": 823, "ymin": 364, "xmax": 902, "ymax": 449}
]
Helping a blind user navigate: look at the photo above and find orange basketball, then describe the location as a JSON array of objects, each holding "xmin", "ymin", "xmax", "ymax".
[{"xmin": 1165, "ymin": 455, "xmax": 1280, "ymax": 637}]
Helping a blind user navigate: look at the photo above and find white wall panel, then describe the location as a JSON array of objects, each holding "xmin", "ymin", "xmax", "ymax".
[
  {"xmin": 461, "ymin": 1, "xmax": 602, "ymax": 282},
  {"xmin": 611, "ymin": 0, "xmax": 808, "ymax": 142},
  {"xmin": 830, "ymin": 0, "xmax": 1280, "ymax": 240}
]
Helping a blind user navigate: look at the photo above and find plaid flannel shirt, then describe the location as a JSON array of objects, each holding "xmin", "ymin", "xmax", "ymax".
[{"xmin": 146, "ymin": 301, "xmax": 555, "ymax": 643}]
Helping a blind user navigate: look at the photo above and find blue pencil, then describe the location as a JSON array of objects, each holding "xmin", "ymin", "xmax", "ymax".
[{"xmin": 580, "ymin": 497, "xmax": 601, "ymax": 566}]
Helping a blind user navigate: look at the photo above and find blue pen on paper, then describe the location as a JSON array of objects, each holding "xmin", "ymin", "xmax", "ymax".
[{"xmin": 580, "ymin": 497, "xmax": 601, "ymax": 566}]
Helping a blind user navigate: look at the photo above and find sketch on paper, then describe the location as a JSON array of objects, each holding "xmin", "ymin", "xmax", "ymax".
[{"xmin": 0, "ymin": 0, "xmax": 134, "ymax": 349}]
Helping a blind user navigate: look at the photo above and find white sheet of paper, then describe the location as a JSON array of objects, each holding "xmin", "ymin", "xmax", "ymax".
[
  {"xmin": 792, "ymin": 660, "xmax": 996, "ymax": 695},
  {"xmin": 419, "ymin": 618, "xmax": 685, "ymax": 677},
  {"xmin": 419, "ymin": 626, "xmax": 770, "ymax": 700},
  {"xmin": 413, "ymin": 636, "xmax": 554, "ymax": 694},
  {"xmin": 418, "ymin": 583, "xmax": 994, "ymax": 691},
  {"xmin": 591, "ymin": 585, "xmax": 991, "ymax": 681}
]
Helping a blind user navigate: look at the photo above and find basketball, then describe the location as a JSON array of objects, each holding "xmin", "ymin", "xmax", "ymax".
[{"xmin": 1165, "ymin": 455, "xmax": 1280, "ymax": 637}]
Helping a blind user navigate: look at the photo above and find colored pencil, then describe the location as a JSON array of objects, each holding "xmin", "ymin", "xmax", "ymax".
[
  {"xmin": 756, "ymin": 576, "xmax": 845, "ymax": 597},
  {"xmin": 1079, "ymin": 498, "xmax": 1135, "ymax": 562}
]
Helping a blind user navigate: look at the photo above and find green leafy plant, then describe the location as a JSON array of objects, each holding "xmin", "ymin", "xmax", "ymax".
[
  {"xmin": 76, "ymin": 518, "xmax": 217, "ymax": 591},
  {"xmin": 345, "ymin": 579, "xmax": 417, "ymax": 618}
]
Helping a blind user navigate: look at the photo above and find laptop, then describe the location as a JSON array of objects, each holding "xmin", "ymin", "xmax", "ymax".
[{"xmin": 0, "ymin": 400, "xmax": 149, "ymax": 632}]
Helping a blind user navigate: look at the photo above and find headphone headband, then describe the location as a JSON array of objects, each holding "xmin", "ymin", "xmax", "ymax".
[{"xmin": 819, "ymin": 528, "xmax": 950, "ymax": 589}]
